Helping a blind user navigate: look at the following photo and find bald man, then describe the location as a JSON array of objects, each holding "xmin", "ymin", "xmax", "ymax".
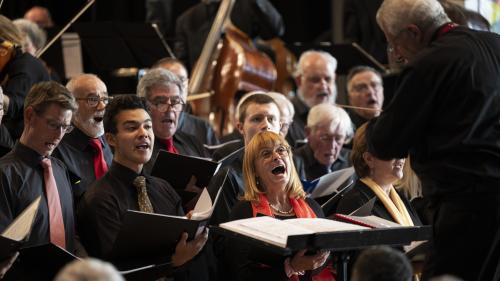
[{"xmin": 53, "ymin": 74, "xmax": 113, "ymax": 203}]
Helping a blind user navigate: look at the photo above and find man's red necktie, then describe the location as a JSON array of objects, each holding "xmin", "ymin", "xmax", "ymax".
[
  {"xmin": 164, "ymin": 138, "xmax": 178, "ymax": 154},
  {"xmin": 89, "ymin": 138, "xmax": 108, "ymax": 179}
]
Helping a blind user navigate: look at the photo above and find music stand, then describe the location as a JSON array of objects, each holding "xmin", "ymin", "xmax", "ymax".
[
  {"xmin": 72, "ymin": 22, "xmax": 169, "ymax": 94},
  {"xmin": 113, "ymin": 22, "xmax": 170, "ymax": 68}
]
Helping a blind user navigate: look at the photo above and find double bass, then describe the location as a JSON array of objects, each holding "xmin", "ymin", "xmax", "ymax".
[{"xmin": 188, "ymin": 0, "xmax": 277, "ymax": 135}]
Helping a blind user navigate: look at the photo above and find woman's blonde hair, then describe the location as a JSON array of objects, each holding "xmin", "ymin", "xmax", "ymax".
[
  {"xmin": 243, "ymin": 131, "xmax": 305, "ymax": 201},
  {"xmin": 397, "ymin": 157, "xmax": 422, "ymax": 199},
  {"xmin": 350, "ymin": 123, "xmax": 371, "ymax": 178}
]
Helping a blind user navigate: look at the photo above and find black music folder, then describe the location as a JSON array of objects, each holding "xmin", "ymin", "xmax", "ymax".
[
  {"xmin": 4, "ymin": 243, "xmax": 173, "ymax": 281},
  {"xmin": 0, "ymin": 196, "xmax": 41, "ymax": 260},
  {"xmin": 151, "ymin": 146, "xmax": 243, "ymax": 189},
  {"xmin": 110, "ymin": 177, "xmax": 226, "ymax": 263},
  {"xmin": 289, "ymin": 42, "xmax": 387, "ymax": 74},
  {"xmin": 4, "ymin": 243, "xmax": 77, "ymax": 281}
]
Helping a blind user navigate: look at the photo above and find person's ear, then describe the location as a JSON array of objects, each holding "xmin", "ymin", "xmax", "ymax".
[
  {"xmin": 406, "ymin": 24, "xmax": 423, "ymax": 42},
  {"xmin": 295, "ymin": 75, "xmax": 303, "ymax": 88},
  {"xmin": 305, "ymin": 126, "xmax": 312, "ymax": 138},
  {"xmin": 236, "ymin": 121, "xmax": 244, "ymax": 135},
  {"xmin": 363, "ymin": 151, "xmax": 375, "ymax": 169},
  {"xmin": 24, "ymin": 106, "xmax": 35, "ymax": 127},
  {"xmin": 105, "ymin": 132, "xmax": 116, "ymax": 148}
]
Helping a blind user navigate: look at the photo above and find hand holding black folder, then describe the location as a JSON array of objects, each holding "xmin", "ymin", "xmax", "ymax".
[
  {"xmin": 109, "ymin": 177, "xmax": 226, "ymax": 266},
  {"xmin": 151, "ymin": 147, "xmax": 243, "ymax": 203}
]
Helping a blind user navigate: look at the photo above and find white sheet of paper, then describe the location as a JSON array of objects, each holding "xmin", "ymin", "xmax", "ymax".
[{"xmin": 311, "ymin": 167, "xmax": 355, "ymax": 198}]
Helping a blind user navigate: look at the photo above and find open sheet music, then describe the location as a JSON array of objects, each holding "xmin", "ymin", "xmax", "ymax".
[{"xmin": 219, "ymin": 216, "xmax": 368, "ymax": 249}]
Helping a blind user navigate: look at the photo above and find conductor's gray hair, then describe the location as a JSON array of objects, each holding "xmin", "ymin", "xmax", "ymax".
[
  {"xmin": 54, "ymin": 258, "xmax": 125, "ymax": 281},
  {"xmin": 137, "ymin": 68, "xmax": 182, "ymax": 100},
  {"xmin": 376, "ymin": 0, "xmax": 450, "ymax": 36},
  {"xmin": 294, "ymin": 50, "xmax": 338, "ymax": 78},
  {"xmin": 307, "ymin": 103, "xmax": 353, "ymax": 139}
]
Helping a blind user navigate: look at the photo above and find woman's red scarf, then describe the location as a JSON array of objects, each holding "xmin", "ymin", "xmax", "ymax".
[{"xmin": 251, "ymin": 193, "xmax": 335, "ymax": 281}]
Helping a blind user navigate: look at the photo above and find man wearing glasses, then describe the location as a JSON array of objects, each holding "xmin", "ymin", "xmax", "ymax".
[
  {"xmin": 295, "ymin": 103, "xmax": 353, "ymax": 181},
  {"xmin": 53, "ymin": 74, "xmax": 113, "ymax": 205},
  {"xmin": 0, "ymin": 81, "xmax": 82, "ymax": 278},
  {"xmin": 287, "ymin": 50, "xmax": 338, "ymax": 148},
  {"xmin": 346, "ymin": 66, "xmax": 384, "ymax": 130},
  {"xmin": 137, "ymin": 68, "xmax": 209, "ymax": 174}
]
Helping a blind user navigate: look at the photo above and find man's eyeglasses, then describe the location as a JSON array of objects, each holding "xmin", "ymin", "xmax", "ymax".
[
  {"xmin": 149, "ymin": 96, "xmax": 185, "ymax": 112},
  {"xmin": 76, "ymin": 95, "xmax": 112, "ymax": 107},
  {"xmin": 351, "ymin": 82, "xmax": 383, "ymax": 93},
  {"xmin": 259, "ymin": 145, "xmax": 290, "ymax": 160},
  {"xmin": 35, "ymin": 113, "xmax": 74, "ymax": 134},
  {"xmin": 319, "ymin": 134, "xmax": 345, "ymax": 144}
]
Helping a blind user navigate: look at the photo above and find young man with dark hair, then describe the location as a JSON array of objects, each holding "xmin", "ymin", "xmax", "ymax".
[{"xmin": 78, "ymin": 95, "xmax": 214, "ymax": 280}]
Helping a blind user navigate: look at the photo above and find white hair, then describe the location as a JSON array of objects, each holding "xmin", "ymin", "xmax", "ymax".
[
  {"xmin": 54, "ymin": 258, "xmax": 124, "ymax": 281},
  {"xmin": 376, "ymin": 0, "xmax": 450, "ymax": 36},
  {"xmin": 307, "ymin": 103, "xmax": 353, "ymax": 139},
  {"xmin": 137, "ymin": 68, "xmax": 182, "ymax": 100},
  {"xmin": 66, "ymin": 73, "xmax": 104, "ymax": 94},
  {"xmin": 294, "ymin": 50, "xmax": 337, "ymax": 78},
  {"xmin": 266, "ymin": 92, "xmax": 295, "ymax": 120},
  {"xmin": 13, "ymin": 18, "xmax": 46, "ymax": 50}
]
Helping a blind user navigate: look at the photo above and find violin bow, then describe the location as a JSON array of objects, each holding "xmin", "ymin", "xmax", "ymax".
[
  {"xmin": 335, "ymin": 104, "xmax": 382, "ymax": 112},
  {"xmin": 36, "ymin": 0, "xmax": 96, "ymax": 58},
  {"xmin": 151, "ymin": 23, "xmax": 176, "ymax": 59}
]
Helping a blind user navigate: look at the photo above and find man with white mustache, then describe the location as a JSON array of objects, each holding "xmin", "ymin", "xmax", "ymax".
[
  {"xmin": 54, "ymin": 74, "xmax": 113, "ymax": 204},
  {"xmin": 287, "ymin": 50, "xmax": 338, "ymax": 147}
]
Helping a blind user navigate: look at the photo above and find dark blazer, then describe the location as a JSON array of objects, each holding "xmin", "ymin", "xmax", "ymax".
[
  {"xmin": 295, "ymin": 144, "xmax": 351, "ymax": 181},
  {"xmin": 178, "ymin": 112, "xmax": 219, "ymax": 146}
]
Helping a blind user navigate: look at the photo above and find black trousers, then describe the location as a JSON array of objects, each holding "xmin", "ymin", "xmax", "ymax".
[{"xmin": 422, "ymin": 192, "xmax": 500, "ymax": 281}]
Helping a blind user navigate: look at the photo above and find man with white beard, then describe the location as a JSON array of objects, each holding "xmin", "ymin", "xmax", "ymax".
[{"xmin": 54, "ymin": 74, "xmax": 113, "ymax": 204}]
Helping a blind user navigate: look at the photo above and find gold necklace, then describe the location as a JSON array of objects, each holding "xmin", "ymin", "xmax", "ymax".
[{"xmin": 269, "ymin": 202, "xmax": 294, "ymax": 215}]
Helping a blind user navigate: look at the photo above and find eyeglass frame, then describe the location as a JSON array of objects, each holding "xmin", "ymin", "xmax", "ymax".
[
  {"xmin": 259, "ymin": 144, "xmax": 291, "ymax": 160},
  {"xmin": 34, "ymin": 110, "xmax": 74, "ymax": 134},
  {"xmin": 350, "ymin": 81, "xmax": 383, "ymax": 94},
  {"xmin": 148, "ymin": 96, "xmax": 186, "ymax": 113},
  {"xmin": 75, "ymin": 94, "xmax": 112, "ymax": 108}
]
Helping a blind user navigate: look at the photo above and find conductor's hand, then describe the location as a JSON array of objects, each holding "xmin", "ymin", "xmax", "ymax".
[
  {"xmin": 290, "ymin": 249, "xmax": 330, "ymax": 271},
  {"xmin": 0, "ymin": 252, "xmax": 18, "ymax": 279},
  {"xmin": 171, "ymin": 229, "xmax": 209, "ymax": 267}
]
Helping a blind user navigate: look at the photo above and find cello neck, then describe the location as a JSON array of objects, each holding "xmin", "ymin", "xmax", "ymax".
[{"xmin": 188, "ymin": 0, "xmax": 235, "ymax": 96}]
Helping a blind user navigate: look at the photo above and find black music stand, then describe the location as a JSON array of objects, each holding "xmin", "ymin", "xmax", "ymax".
[{"xmin": 72, "ymin": 22, "xmax": 169, "ymax": 94}]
